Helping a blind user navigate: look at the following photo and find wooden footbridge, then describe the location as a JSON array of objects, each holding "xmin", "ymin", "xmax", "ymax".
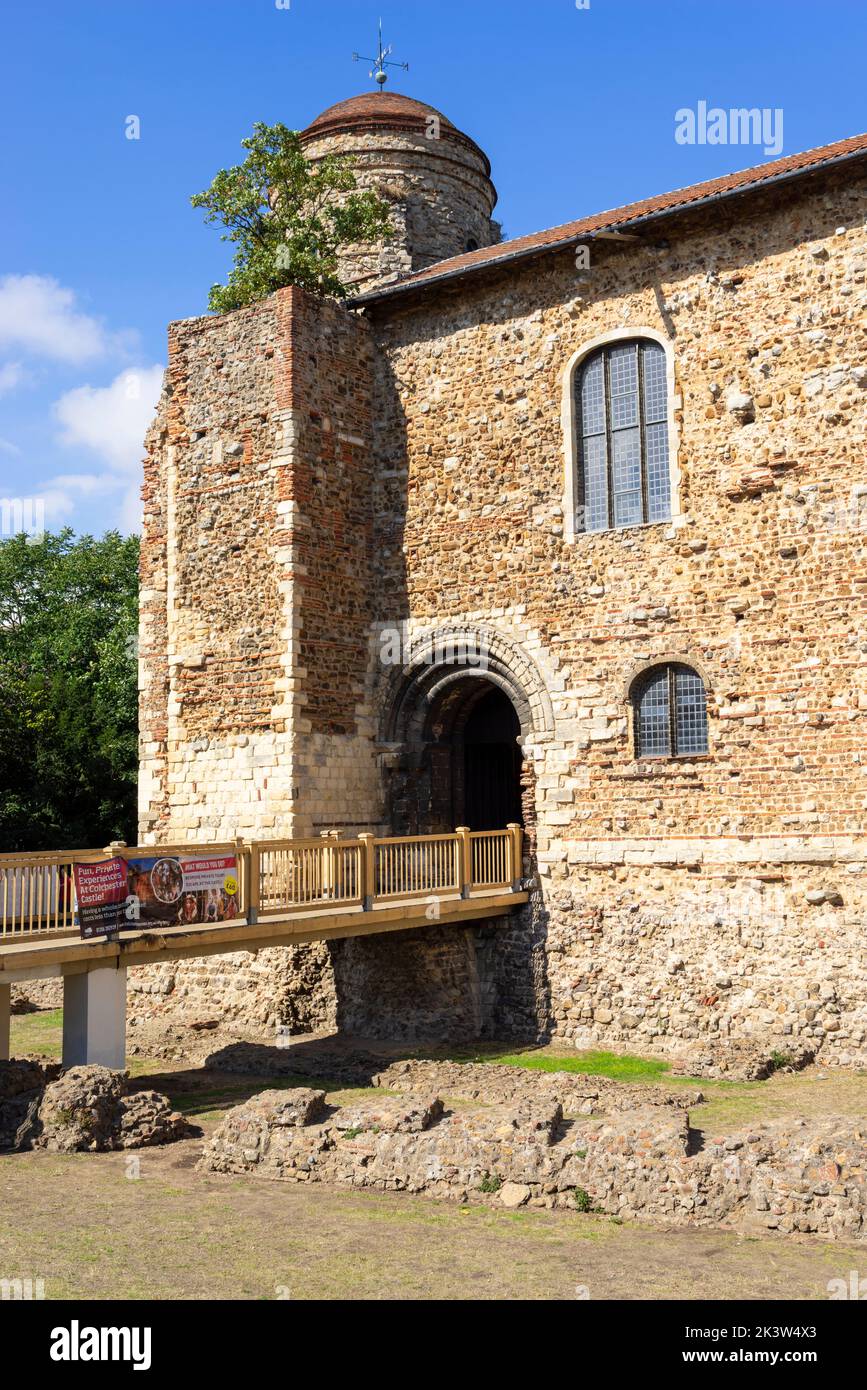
[{"xmin": 0, "ymin": 826, "xmax": 526, "ymax": 1068}]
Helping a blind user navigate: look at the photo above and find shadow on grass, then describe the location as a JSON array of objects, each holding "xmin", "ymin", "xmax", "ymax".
[
  {"xmin": 128, "ymin": 1064, "xmax": 384, "ymax": 1119},
  {"xmin": 195, "ymin": 1036, "xmax": 708, "ymax": 1089},
  {"xmin": 13, "ymin": 1008, "xmax": 710, "ymax": 1100}
]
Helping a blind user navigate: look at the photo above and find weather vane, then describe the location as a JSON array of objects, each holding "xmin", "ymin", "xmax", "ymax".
[{"xmin": 353, "ymin": 19, "xmax": 409, "ymax": 90}]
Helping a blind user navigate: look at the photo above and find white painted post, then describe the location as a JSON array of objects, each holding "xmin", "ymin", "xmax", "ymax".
[
  {"xmin": 62, "ymin": 966, "xmax": 127, "ymax": 1069},
  {"xmin": 0, "ymin": 982, "xmax": 10, "ymax": 1061}
]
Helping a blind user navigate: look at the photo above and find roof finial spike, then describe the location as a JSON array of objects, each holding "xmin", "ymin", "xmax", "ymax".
[{"xmin": 352, "ymin": 18, "xmax": 409, "ymax": 90}]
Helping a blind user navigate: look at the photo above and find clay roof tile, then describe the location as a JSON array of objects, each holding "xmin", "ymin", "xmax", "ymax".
[{"xmin": 352, "ymin": 130, "xmax": 867, "ymax": 304}]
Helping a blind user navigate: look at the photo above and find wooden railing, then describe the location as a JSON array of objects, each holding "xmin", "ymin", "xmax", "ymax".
[
  {"xmin": 0, "ymin": 849, "xmax": 95, "ymax": 938},
  {"xmin": 0, "ymin": 825, "xmax": 523, "ymax": 939},
  {"xmin": 372, "ymin": 833, "xmax": 460, "ymax": 903},
  {"xmin": 254, "ymin": 838, "xmax": 363, "ymax": 916},
  {"xmin": 470, "ymin": 829, "xmax": 514, "ymax": 890}
]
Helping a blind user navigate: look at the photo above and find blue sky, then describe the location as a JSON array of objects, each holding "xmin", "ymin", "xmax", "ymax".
[{"xmin": 1, "ymin": 0, "xmax": 865, "ymax": 537}]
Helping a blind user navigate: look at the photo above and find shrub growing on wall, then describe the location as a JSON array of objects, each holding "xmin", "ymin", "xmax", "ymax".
[{"xmin": 192, "ymin": 121, "xmax": 392, "ymax": 311}]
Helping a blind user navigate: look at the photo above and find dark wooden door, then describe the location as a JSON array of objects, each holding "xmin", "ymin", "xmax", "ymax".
[{"xmin": 464, "ymin": 740, "xmax": 523, "ymax": 831}]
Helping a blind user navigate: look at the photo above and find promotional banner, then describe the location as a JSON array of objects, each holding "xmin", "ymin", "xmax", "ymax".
[
  {"xmin": 75, "ymin": 854, "xmax": 239, "ymax": 939},
  {"xmin": 125, "ymin": 854, "xmax": 240, "ymax": 928},
  {"xmin": 73, "ymin": 858, "xmax": 128, "ymax": 940}
]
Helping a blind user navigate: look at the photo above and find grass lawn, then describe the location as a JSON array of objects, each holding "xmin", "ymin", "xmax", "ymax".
[
  {"xmin": 427, "ymin": 1039, "xmax": 867, "ymax": 1135},
  {"xmin": 435, "ymin": 1042, "xmax": 680, "ymax": 1082},
  {"xmin": 10, "ymin": 1007, "xmax": 63, "ymax": 1060}
]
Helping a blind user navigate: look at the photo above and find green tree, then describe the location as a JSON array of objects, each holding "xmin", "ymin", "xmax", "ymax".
[
  {"xmin": 0, "ymin": 529, "xmax": 139, "ymax": 852},
  {"xmin": 191, "ymin": 122, "xmax": 392, "ymax": 312}
]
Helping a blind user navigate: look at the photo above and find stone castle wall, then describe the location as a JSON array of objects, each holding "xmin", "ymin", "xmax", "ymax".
[
  {"xmin": 139, "ymin": 284, "xmax": 385, "ymax": 844},
  {"xmin": 300, "ymin": 125, "xmax": 498, "ymax": 292},
  {"xmin": 363, "ymin": 161, "xmax": 867, "ymax": 1063},
  {"xmin": 135, "ymin": 286, "xmax": 384, "ymax": 1019},
  {"xmin": 139, "ymin": 295, "xmax": 292, "ymax": 846},
  {"xmin": 138, "ymin": 154, "xmax": 867, "ymax": 1063}
]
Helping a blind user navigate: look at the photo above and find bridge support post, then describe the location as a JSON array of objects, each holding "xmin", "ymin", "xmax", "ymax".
[
  {"xmin": 0, "ymin": 982, "xmax": 10, "ymax": 1061},
  {"xmin": 62, "ymin": 966, "xmax": 127, "ymax": 1070}
]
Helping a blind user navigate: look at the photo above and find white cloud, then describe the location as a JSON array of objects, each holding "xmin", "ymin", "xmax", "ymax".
[
  {"xmin": 0, "ymin": 274, "xmax": 137, "ymax": 364},
  {"xmin": 30, "ymin": 473, "xmax": 139, "ymax": 534},
  {"xmin": 45, "ymin": 366, "xmax": 163, "ymax": 533},
  {"xmin": 33, "ymin": 486, "xmax": 78, "ymax": 528},
  {"xmin": 0, "ymin": 361, "xmax": 27, "ymax": 395},
  {"xmin": 54, "ymin": 365, "xmax": 164, "ymax": 472},
  {"xmin": 0, "ymin": 277, "xmax": 159, "ymax": 535},
  {"xmin": 118, "ymin": 480, "xmax": 143, "ymax": 534},
  {"xmin": 42, "ymin": 471, "xmax": 120, "ymax": 497}
]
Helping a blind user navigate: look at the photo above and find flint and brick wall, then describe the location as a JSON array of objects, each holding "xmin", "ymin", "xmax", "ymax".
[
  {"xmin": 139, "ymin": 155, "xmax": 867, "ymax": 1063},
  {"xmin": 136, "ymin": 286, "xmax": 382, "ymax": 1018},
  {"xmin": 300, "ymin": 125, "xmax": 498, "ymax": 293},
  {"xmin": 139, "ymin": 285, "xmax": 381, "ymax": 843},
  {"xmin": 364, "ymin": 162, "xmax": 867, "ymax": 1063}
]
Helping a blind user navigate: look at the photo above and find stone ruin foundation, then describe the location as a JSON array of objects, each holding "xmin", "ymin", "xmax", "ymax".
[
  {"xmin": 200, "ymin": 1059, "xmax": 867, "ymax": 1242},
  {"xmin": 0, "ymin": 1061, "xmax": 190, "ymax": 1154},
  {"xmin": 2, "ymin": 1050, "xmax": 863, "ymax": 1242}
]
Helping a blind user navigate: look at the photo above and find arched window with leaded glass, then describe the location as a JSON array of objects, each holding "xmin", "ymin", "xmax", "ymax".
[
  {"xmin": 574, "ymin": 338, "xmax": 671, "ymax": 532},
  {"xmin": 633, "ymin": 663, "xmax": 708, "ymax": 759}
]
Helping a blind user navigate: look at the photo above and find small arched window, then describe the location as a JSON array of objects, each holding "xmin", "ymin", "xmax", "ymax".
[
  {"xmin": 633, "ymin": 664, "xmax": 708, "ymax": 758},
  {"xmin": 575, "ymin": 339, "xmax": 671, "ymax": 532}
]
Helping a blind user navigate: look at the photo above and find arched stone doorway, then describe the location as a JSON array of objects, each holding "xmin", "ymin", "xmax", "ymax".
[
  {"xmin": 377, "ymin": 627, "xmax": 552, "ymax": 836},
  {"xmin": 377, "ymin": 631, "xmax": 547, "ymax": 834},
  {"xmin": 352, "ymin": 627, "xmax": 553, "ymax": 1044}
]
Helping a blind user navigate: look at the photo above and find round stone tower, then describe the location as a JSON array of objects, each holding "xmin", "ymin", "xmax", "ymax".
[{"xmin": 299, "ymin": 91, "xmax": 499, "ymax": 294}]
